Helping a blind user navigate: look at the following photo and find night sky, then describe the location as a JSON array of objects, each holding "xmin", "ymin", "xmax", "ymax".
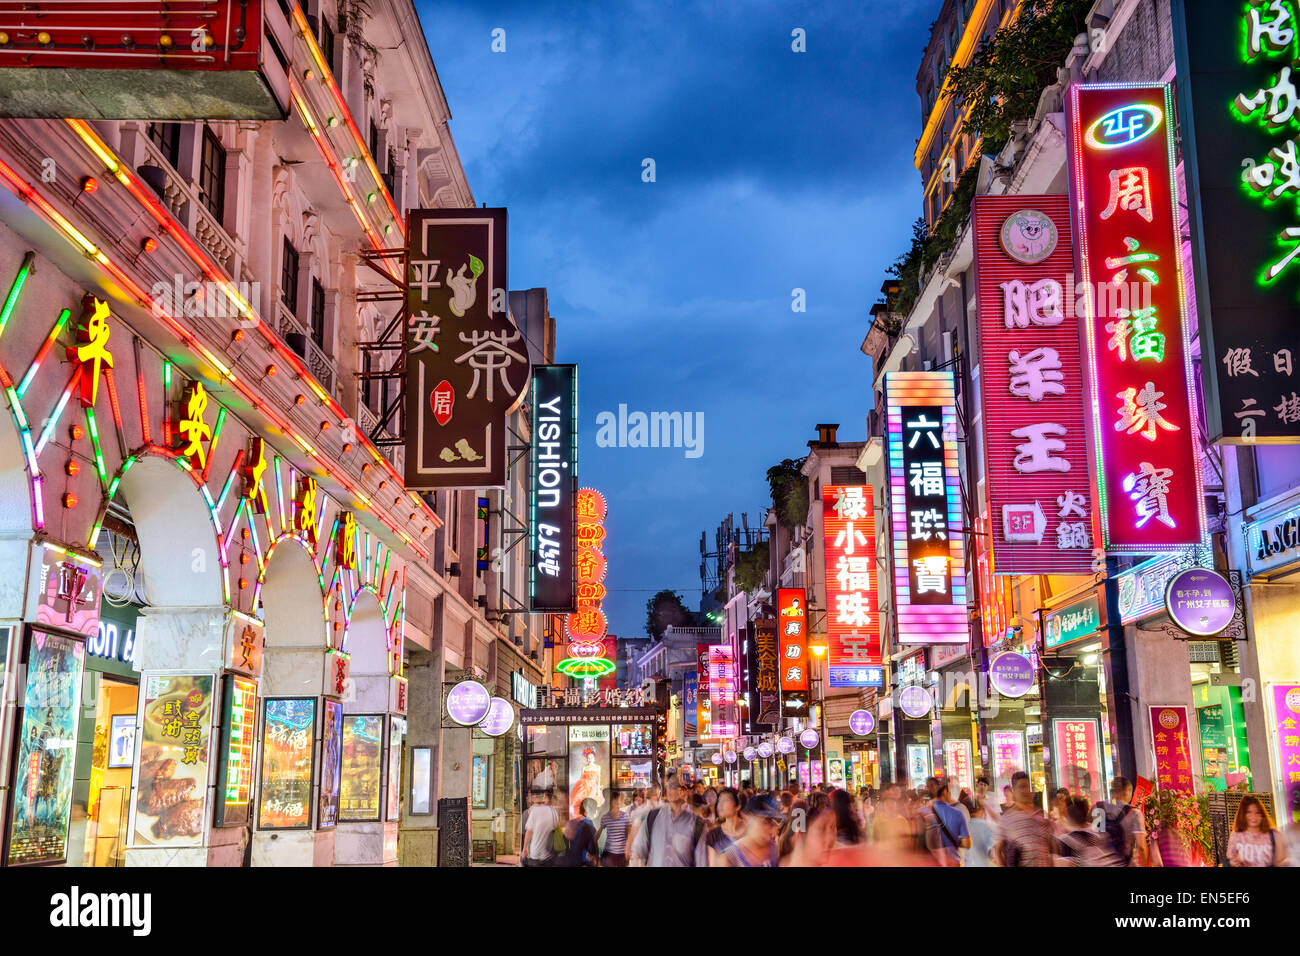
[{"xmin": 421, "ymin": 1, "xmax": 935, "ymax": 640}]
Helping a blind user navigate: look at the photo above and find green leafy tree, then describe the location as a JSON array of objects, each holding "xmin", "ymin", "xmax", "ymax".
[
  {"xmin": 767, "ymin": 458, "xmax": 809, "ymax": 533},
  {"xmin": 732, "ymin": 539, "xmax": 770, "ymax": 595},
  {"xmin": 645, "ymin": 589, "xmax": 693, "ymax": 640}
]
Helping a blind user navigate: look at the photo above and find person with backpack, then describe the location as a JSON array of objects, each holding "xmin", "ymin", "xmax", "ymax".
[
  {"xmin": 519, "ymin": 789, "xmax": 561, "ymax": 867},
  {"xmin": 1227, "ymin": 796, "xmax": 1289, "ymax": 867},
  {"xmin": 926, "ymin": 779, "xmax": 971, "ymax": 866},
  {"xmin": 995, "ymin": 771, "xmax": 1054, "ymax": 867},
  {"xmin": 1095, "ymin": 776, "xmax": 1150, "ymax": 867},
  {"xmin": 557, "ymin": 797, "xmax": 600, "ymax": 867},
  {"xmin": 1055, "ymin": 796, "xmax": 1123, "ymax": 866},
  {"xmin": 630, "ymin": 773, "xmax": 707, "ymax": 866}
]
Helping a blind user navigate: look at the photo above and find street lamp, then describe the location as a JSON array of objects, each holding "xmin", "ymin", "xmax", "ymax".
[{"xmin": 809, "ymin": 641, "xmax": 828, "ymax": 788}]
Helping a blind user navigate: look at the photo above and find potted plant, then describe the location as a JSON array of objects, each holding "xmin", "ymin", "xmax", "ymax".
[{"xmin": 1141, "ymin": 788, "xmax": 1212, "ymax": 866}]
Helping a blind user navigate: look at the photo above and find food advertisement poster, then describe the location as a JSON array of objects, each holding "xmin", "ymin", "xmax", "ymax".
[
  {"xmin": 319, "ymin": 699, "xmax": 343, "ymax": 829},
  {"xmin": 340, "ymin": 714, "xmax": 383, "ymax": 821},
  {"xmin": 131, "ymin": 674, "xmax": 215, "ymax": 848},
  {"xmin": 6, "ymin": 631, "xmax": 85, "ymax": 865},
  {"xmin": 258, "ymin": 698, "xmax": 316, "ymax": 829}
]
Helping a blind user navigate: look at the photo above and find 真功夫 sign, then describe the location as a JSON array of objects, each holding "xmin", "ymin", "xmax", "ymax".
[{"xmin": 530, "ymin": 365, "xmax": 578, "ymax": 611}]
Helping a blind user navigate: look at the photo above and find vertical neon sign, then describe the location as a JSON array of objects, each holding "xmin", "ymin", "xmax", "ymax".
[{"xmin": 823, "ymin": 484, "xmax": 881, "ymax": 685}]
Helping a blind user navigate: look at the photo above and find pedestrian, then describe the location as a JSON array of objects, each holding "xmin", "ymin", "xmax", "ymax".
[
  {"xmin": 630, "ymin": 773, "xmax": 707, "ymax": 866},
  {"xmin": 690, "ymin": 792, "xmax": 712, "ymax": 825},
  {"xmin": 723, "ymin": 793, "xmax": 784, "ymax": 867},
  {"xmin": 626, "ymin": 784, "xmax": 661, "ymax": 865},
  {"xmin": 830, "ymin": 788, "xmax": 864, "ymax": 847},
  {"xmin": 596, "ymin": 792, "xmax": 630, "ymax": 867},
  {"xmin": 557, "ymin": 798, "xmax": 599, "ymax": 867},
  {"xmin": 995, "ymin": 771, "xmax": 1053, "ymax": 867},
  {"xmin": 1228, "ymin": 795, "xmax": 1288, "ymax": 867},
  {"xmin": 704, "ymin": 786, "xmax": 718, "ymax": 819},
  {"xmin": 778, "ymin": 790, "xmax": 794, "ymax": 815},
  {"xmin": 1049, "ymin": 786, "xmax": 1071, "ymax": 836},
  {"xmin": 779, "ymin": 805, "xmax": 836, "ymax": 867},
  {"xmin": 976, "ymin": 776, "xmax": 1002, "ymax": 829},
  {"xmin": 1095, "ymin": 776, "xmax": 1150, "ymax": 867},
  {"xmin": 1055, "ymin": 796, "xmax": 1124, "ymax": 866},
  {"xmin": 927, "ymin": 779, "xmax": 970, "ymax": 867},
  {"xmin": 872, "ymin": 784, "xmax": 913, "ymax": 854},
  {"xmin": 705, "ymin": 787, "xmax": 746, "ymax": 865},
  {"xmin": 519, "ymin": 789, "xmax": 561, "ymax": 868},
  {"xmin": 962, "ymin": 794, "xmax": 996, "ymax": 867}
]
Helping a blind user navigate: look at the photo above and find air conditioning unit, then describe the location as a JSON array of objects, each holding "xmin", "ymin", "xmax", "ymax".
[{"xmin": 922, "ymin": 359, "xmax": 933, "ymax": 371}]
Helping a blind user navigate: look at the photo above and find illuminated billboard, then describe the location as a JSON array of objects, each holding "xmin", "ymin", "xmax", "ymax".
[{"xmin": 822, "ymin": 485, "xmax": 881, "ymax": 684}]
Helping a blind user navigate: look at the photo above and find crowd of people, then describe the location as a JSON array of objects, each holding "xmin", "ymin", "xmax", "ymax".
[{"xmin": 518, "ymin": 771, "xmax": 1293, "ymax": 868}]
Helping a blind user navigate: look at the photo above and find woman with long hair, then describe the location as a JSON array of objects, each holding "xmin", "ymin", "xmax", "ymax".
[
  {"xmin": 569, "ymin": 746, "xmax": 604, "ymax": 820},
  {"xmin": 779, "ymin": 805, "xmax": 836, "ymax": 867},
  {"xmin": 1228, "ymin": 796, "xmax": 1288, "ymax": 867},
  {"xmin": 830, "ymin": 787, "xmax": 863, "ymax": 846},
  {"xmin": 705, "ymin": 787, "xmax": 746, "ymax": 865}
]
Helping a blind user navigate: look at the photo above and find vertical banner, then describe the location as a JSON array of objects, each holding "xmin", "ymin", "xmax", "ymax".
[
  {"xmin": 753, "ymin": 619, "xmax": 780, "ymax": 730},
  {"xmin": 1173, "ymin": 0, "xmax": 1300, "ymax": 442},
  {"xmin": 777, "ymin": 587, "xmax": 808, "ymax": 700},
  {"xmin": 1269, "ymin": 685, "xmax": 1300, "ymax": 825},
  {"xmin": 1148, "ymin": 705, "xmax": 1195, "ymax": 793},
  {"xmin": 822, "ymin": 485, "xmax": 880, "ymax": 685},
  {"xmin": 405, "ymin": 208, "xmax": 530, "ymax": 488},
  {"xmin": 696, "ymin": 644, "xmax": 712, "ymax": 740},
  {"xmin": 707, "ymin": 645, "xmax": 737, "ymax": 738},
  {"xmin": 1066, "ymin": 84, "xmax": 1209, "ymax": 552},
  {"xmin": 530, "ymin": 364, "xmax": 578, "ymax": 611},
  {"xmin": 1052, "ymin": 717, "xmax": 1105, "ymax": 804},
  {"xmin": 885, "ymin": 372, "xmax": 968, "ymax": 643},
  {"xmin": 683, "ymin": 671, "xmax": 698, "ymax": 739},
  {"xmin": 972, "ymin": 196, "xmax": 1095, "ymax": 574}
]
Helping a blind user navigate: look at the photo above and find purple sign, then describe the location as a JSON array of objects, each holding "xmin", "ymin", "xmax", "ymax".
[
  {"xmin": 742, "ymin": 746, "xmax": 757, "ymax": 760},
  {"xmin": 446, "ymin": 680, "xmax": 491, "ymax": 726},
  {"xmin": 723, "ymin": 749, "xmax": 738, "ymax": 764},
  {"xmin": 898, "ymin": 685, "xmax": 932, "ymax": 718},
  {"xmin": 849, "ymin": 709, "xmax": 875, "ymax": 736},
  {"xmin": 988, "ymin": 651, "xmax": 1035, "ymax": 699},
  {"xmin": 479, "ymin": 697, "xmax": 514, "ymax": 737},
  {"xmin": 1165, "ymin": 568, "xmax": 1234, "ymax": 637},
  {"xmin": 1271, "ymin": 685, "xmax": 1300, "ymax": 827},
  {"xmin": 776, "ymin": 736, "xmax": 795, "ymax": 754},
  {"xmin": 757, "ymin": 741, "xmax": 774, "ymax": 758},
  {"xmin": 799, "ymin": 729, "xmax": 819, "ymax": 750},
  {"xmin": 710, "ymin": 752, "xmax": 724, "ymax": 765}
]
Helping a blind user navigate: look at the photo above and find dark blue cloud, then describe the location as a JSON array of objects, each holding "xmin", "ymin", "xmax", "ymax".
[{"xmin": 420, "ymin": 0, "xmax": 934, "ymax": 642}]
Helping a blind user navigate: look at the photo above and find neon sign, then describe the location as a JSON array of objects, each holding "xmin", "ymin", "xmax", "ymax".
[{"xmin": 822, "ymin": 484, "xmax": 882, "ymax": 685}]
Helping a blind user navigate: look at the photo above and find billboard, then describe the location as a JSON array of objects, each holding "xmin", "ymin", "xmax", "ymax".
[
  {"xmin": 971, "ymin": 195, "xmax": 1095, "ymax": 574},
  {"xmin": 822, "ymin": 485, "xmax": 881, "ymax": 685},
  {"xmin": 753, "ymin": 619, "xmax": 780, "ymax": 729},
  {"xmin": 884, "ymin": 371, "xmax": 968, "ymax": 644},
  {"xmin": 1173, "ymin": 0, "xmax": 1300, "ymax": 442},
  {"xmin": 530, "ymin": 365, "xmax": 578, "ymax": 611},
  {"xmin": 405, "ymin": 208, "xmax": 530, "ymax": 489},
  {"xmin": 1066, "ymin": 84, "xmax": 1209, "ymax": 552},
  {"xmin": 0, "ymin": 1, "xmax": 287, "ymax": 119},
  {"xmin": 777, "ymin": 587, "xmax": 808, "ymax": 695},
  {"xmin": 707, "ymin": 645, "xmax": 737, "ymax": 738}
]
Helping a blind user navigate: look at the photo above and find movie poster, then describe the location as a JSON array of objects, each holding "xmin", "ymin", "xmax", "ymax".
[
  {"xmin": 566, "ymin": 725, "xmax": 609, "ymax": 820},
  {"xmin": 339, "ymin": 714, "xmax": 383, "ymax": 822},
  {"xmin": 6, "ymin": 631, "xmax": 85, "ymax": 865},
  {"xmin": 131, "ymin": 674, "xmax": 215, "ymax": 848},
  {"xmin": 319, "ymin": 699, "xmax": 343, "ymax": 829},
  {"xmin": 258, "ymin": 698, "xmax": 316, "ymax": 829}
]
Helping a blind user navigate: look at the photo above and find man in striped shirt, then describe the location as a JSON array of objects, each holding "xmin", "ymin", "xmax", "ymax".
[{"xmin": 597, "ymin": 792, "xmax": 630, "ymax": 867}]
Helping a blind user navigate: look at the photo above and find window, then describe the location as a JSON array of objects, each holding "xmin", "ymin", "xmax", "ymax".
[
  {"xmin": 147, "ymin": 122, "xmax": 181, "ymax": 169},
  {"xmin": 361, "ymin": 351, "xmax": 376, "ymax": 412},
  {"xmin": 369, "ymin": 119, "xmax": 379, "ymax": 161},
  {"xmin": 198, "ymin": 126, "xmax": 226, "ymax": 223},
  {"xmin": 281, "ymin": 238, "xmax": 299, "ymax": 314},
  {"xmin": 321, "ymin": 18, "xmax": 336, "ymax": 72},
  {"xmin": 383, "ymin": 148, "xmax": 396, "ymax": 197},
  {"xmin": 310, "ymin": 278, "xmax": 326, "ymax": 349}
]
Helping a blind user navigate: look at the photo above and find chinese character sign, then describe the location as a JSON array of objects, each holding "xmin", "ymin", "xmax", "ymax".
[
  {"xmin": 1269, "ymin": 685, "xmax": 1300, "ymax": 825},
  {"xmin": 1149, "ymin": 706, "xmax": 1195, "ymax": 794},
  {"xmin": 133, "ymin": 674, "xmax": 215, "ymax": 848},
  {"xmin": 696, "ymin": 643, "xmax": 713, "ymax": 739},
  {"xmin": 885, "ymin": 372, "xmax": 968, "ymax": 644},
  {"xmin": 971, "ymin": 196, "xmax": 1095, "ymax": 574},
  {"xmin": 943, "ymin": 739, "xmax": 974, "ymax": 794},
  {"xmin": 1066, "ymin": 84, "xmax": 1208, "ymax": 552},
  {"xmin": 708, "ymin": 645, "xmax": 737, "ymax": 738},
  {"xmin": 822, "ymin": 485, "xmax": 881, "ymax": 685},
  {"xmin": 405, "ymin": 208, "xmax": 530, "ymax": 488},
  {"xmin": 777, "ymin": 587, "xmax": 808, "ymax": 692},
  {"xmin": 1173, "ymin": 0, "xmax": 1300, "ymax": 442},
  {"xmin": 991, "ymin": 730, "xmax": 1025, "ymax": 791},
  {"xmin": 530, "ymin": 365, "xmax": 578, "ymax": 611},
  {"xmin": 1052, "ymin": 718, "xmax": 1105, "ymax": 804},
  {"xmin": 753, "ymin": 619, "xmax": 780, "ymax": 728}
]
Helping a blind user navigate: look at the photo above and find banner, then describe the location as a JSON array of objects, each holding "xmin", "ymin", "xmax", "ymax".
[
  {"xmin": 405, "ymin": 208, "xmax": 529, "ymax": 488},
  {"xmin": 132, "ymin": 674, "xmax": 216, "ymax": 849},
  {"xmin": 1066, "ymin": 84, "xmax": 1208, "ymax": 552},
  {"xmin": 885, "ymin": 372, "xmax": 968, "ymax": 643},
  {"xmin": 822, "ymin": 485, "xmax": 880, "ymax": 685},
  {"xmin": 971, "ymin": 196, "xmax": 1095, "ymax": 573},
  {"xmin": 1269, "ymin": 685, "xmax": 1300, "ymax": 825},
  {"xmin": 696, "ymin": 643, "xmax": 712, "ymax": 739},
  {"xmin": 1148, "ymin": 705, "xmax": 1195, "ymax": 793},
  {"xmin": 530, "ymin": 364, "xmax": 578, "ymax": 611},
  {"xmin": 1173, "ymin": 0, "xmax": 1300, "ymax": 442},
  {"xmin": 777, "ymin": 587, "xmax": 808, "ymax": 693}
]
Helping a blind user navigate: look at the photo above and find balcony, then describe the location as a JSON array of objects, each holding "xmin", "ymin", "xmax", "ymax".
[{"xmin": 277, "ymin": 301, "xmax": 336, "ymax": 396}]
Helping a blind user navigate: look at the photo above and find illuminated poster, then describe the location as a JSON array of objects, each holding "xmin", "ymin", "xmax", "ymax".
[
  {"xmin": 1269, "ymin": 685, "xmax": 1300, "ymax": 826},
  {"xmin": 1052, "ymin": 718, "xmax": 1104, "ymax": 804},
  {"xmin": 567, "ymin": 725, "xmax": 609, "ymax": 820},
  {"xmin": 971, "ymin": 196, "xmax": 1094, "ymax": 574},
  {"xmin": 1173, "ymin": 0, "xmax": 1300, "ymax": 442},
  {"xmin": 707, "ymin": 644, "xmax": 737, "ymax": 737},
  {"xmin": 943, "ymin": 739, "xmax": 974, "ymax": 794},
  {"xmin": 471, "ymin": 756, "xmax": 490, "ymax": 809},
  {"xmin": 778, "ymin": 587, "xmax": 808, "ymax": 693},
  {"xmin": 885, "ymin": 372, "xmax": 968, "ymax": 643},
  {"xmin": 753, "ymin": 620, "xmax": 779, "ymax": 729},
  {"xmin": 683, "ymin": 671, "xmax": 698, "ymax": 738},
  {"xmin": 131, "ymin": 674, "xmax": 214, "ymax": 848},
  {"xmin": 822, "ymin": 485, "xmax": 881, "ymax": 685},
  {"xmin": 340, "ymin": 715, "xmax": 384, "ymax": 822},
  {"xmin": 319, "ymin": 699, "xmax": 343, "ymax": 829},
  {"xmin": 6, "ymin": 631, "xmax": 84, "ymax": 865},
  {"xmin": 405, "ymin": 208, "xmax": 529, "ymax": 489},
  {"xmin": 258, "ymin": 698, "xmax": 316, "ymax": 829},
  {"xmin": 1066, "ymin": 84, "xmax": 1208, "ymax": 552},
  {"xmin": 990, "ymin": 730, "xmax": 1025, "ymax": 793},
  {"xmin": 386, "ymin": 717, "xmax": 406, "ymax": 822},
  {"xmin": 906, "ymin": 744, "xmax": 931, "ymax": 785},
  {"xmin": 696, "ymin": 643, "xmax": 713, "ymax": 739},
  {"xmin": 1148, "ymin": 706, "xmax": 1194, "ymax": 794},
  {"xmin": 215, "ymin": 675, "xmax": 257, "ymax": 828},
  {"xmin": 530, "ymin": 364, "xmax": 579, "ymax": 610}
]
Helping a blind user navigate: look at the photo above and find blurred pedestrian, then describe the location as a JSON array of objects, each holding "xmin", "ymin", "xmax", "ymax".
[
  {"xmin": 830, "ymin": 788, "xmax": 864, "ymax": 847},
  {"xmin": 927, "ymin": 779, "xmax": 970, "ymax": 867},
  {"xmin": 596, "ymin": 792, "xmax": 629, "ymax": 868},
  {"xmin": 1095, "ymin": 776, "xmax": 1150, "ymax": 867},
  {"xmin": 1228, "ymin": 795, "xmax": 1288, "ymax": 867},
  {"xmin": 724, "ymin": 793, "xmax": 783, "ymax": 867},
  {"xmin": 705, "ymin": 787, "xmax": 746, "ymax": 865},
  {"xmin": 557, "ymin": 798, "xmax": 599, "ymax": 867},
  {"xmin": 630, "ymin": 774, "xmax": 706, "ymax": 867},
  {"xmin": 520, "ymin": 789, "xmax": 560, "ymax": 868},
  {"xmin": 995, "ymin": 771, "xmax": 1053, "ymax": 867},
  {"xmin": 962, "ymin": 794, "xmax": 995, "ymax": 867},
  {"xmin": 780, "ymin": 805, "xmax": 835, "ymax": 867},
  {"xmin": 1055, "ymin": 795, "xmax": 1123, "ymax": 866}
]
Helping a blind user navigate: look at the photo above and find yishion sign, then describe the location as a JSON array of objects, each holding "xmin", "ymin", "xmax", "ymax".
[
  {"xmin": 971, "ymin": 196, "xmax": 1095, "ymax": 574},
  {"xmin": 1173, "ymin": 0, "xmax": 1300, "ymax": 443},
  {"xmin": 1066, "ymin": 84, "xmax": 1209, "ymax": 553},
  {"xmin": 530, "ymin": 365, "xmax": 578, "ymax": 611},
  {"xmin": 405, "ymin": 208, "xmax": 531, "ymax": 489}
]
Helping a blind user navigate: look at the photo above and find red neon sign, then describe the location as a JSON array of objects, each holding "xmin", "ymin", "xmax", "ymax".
[
  {"xmin": 822, "ymin": 485, "xmax": 880, "ymax": 677},
  {"xmin": 777, "ymin": 588, "xmax": 808, "ymax": 692}
]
